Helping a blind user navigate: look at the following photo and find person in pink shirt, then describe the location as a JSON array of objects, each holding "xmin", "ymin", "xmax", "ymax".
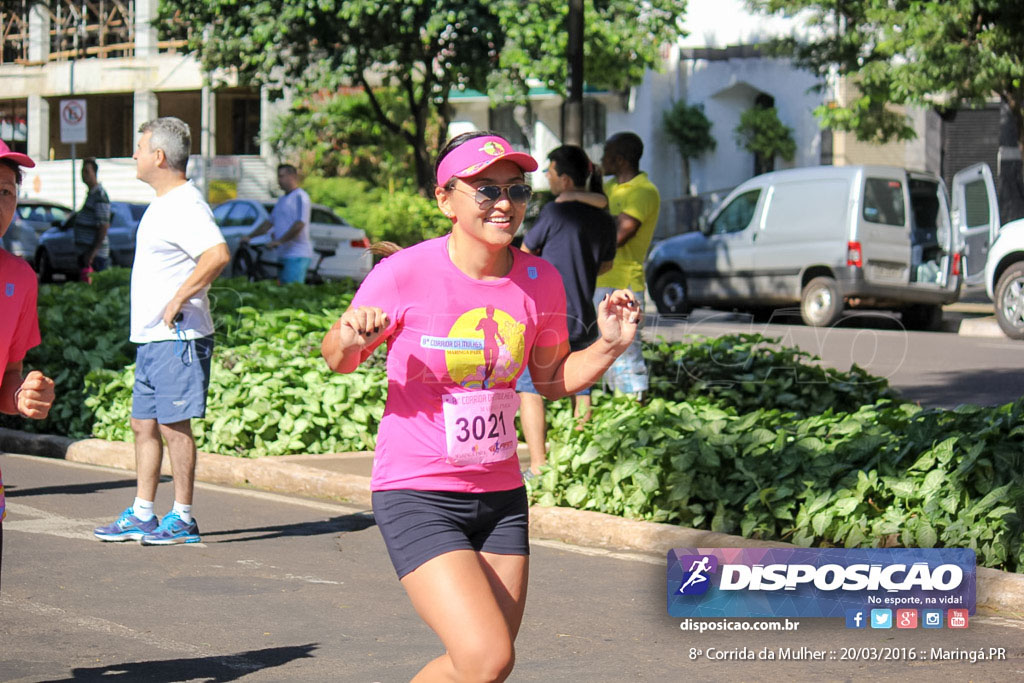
[
  {"xmin": 321, "ymin": 131, "xmax": 641, "ymax": 681},
  {"xmin": 0, "ymin": 141, "xmax": 57, "ymax": 589}
]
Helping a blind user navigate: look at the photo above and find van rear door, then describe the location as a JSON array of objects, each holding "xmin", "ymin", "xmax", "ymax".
[
  {"xmin": 858, "ymin": 173, "xmax": 912, "ymax": 285},
  {"xmin": 951, "ymin": 163, "xmax": 999, "ymax": 286}
]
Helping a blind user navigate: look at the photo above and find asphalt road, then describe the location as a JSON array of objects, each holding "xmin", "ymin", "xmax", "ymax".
[
  {"xmin": 3, "ymin": 454, "xmax": 1023, "ymax": 682},
  {"xmin": 645, "ymin": 309, "xmax": 1024, "ymax": 409}
]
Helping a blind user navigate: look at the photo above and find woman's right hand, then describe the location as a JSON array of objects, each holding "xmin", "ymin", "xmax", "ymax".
[
  {"xmin": 323, "ymin": 305, "xmax": 391, "ymax": 374},
  {"xmin": 339, "ymin": 305, "xmax": 390, "ymax": 346},
  {"xmin": 17, "ymin": 370, "xmax": 56, "ymax": 420}
]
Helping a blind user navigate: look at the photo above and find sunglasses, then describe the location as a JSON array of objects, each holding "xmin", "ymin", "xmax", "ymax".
[{"xmin": 453, "ymin": 183, "xmax": 532, "ymax": 208}]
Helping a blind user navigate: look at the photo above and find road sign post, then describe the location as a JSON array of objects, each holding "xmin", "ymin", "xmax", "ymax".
[{"xmin": 60, "ymin": 98, "xmax": 87, "ymax": 207}]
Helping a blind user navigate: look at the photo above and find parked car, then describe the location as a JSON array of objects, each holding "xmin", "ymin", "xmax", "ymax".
[
  {"xmin": 35, "ymin": 201, "xmax": 148, "ymax": 281},
  {"xmin": 211, "ymin": 198, "xmax": 372, "ymax": 281},
  {"xmin": 1, "ymin": 200, "xmax": 74, "ymax": 266},
  {"xmin": 644, "ymin": 163, "xmax": 998, "ymax": 329},
  {"xmin": 984, "ymin": 218, "xmax": 1024, "ymax": 339}
]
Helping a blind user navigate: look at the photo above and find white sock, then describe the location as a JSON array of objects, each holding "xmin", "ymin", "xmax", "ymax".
[
  {"xmin": 172, "ymin": 501, "xmax": 192, "ymax": 524},
  {"xmin": 133, "ymin": 498, "xmax": 155, "ymax": 522}
]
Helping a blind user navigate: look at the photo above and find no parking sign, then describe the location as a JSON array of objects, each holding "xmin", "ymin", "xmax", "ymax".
[{"xmin": 60, "ymin": 99, "xmax": 87, "ymax": 144}]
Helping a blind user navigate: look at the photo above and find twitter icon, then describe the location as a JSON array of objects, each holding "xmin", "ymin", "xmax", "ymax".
[{"xmin": 871, "ymin": 609, "xmax": 893, "ymax": 629}]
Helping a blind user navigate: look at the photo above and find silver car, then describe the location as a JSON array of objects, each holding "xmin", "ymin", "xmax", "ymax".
[
  {"xmin": 645, "ymin": 164, "xmax": 998, "ymax": 329},
  {"xmin": 212, "ymin": 199, "xmax": 372, "ymax": 281}
]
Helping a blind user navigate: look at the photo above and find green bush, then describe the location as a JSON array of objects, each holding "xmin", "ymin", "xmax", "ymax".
[
  {"xmin": 304, "ymin": 175, "xmax": 451, "ymax": 246},
  {"xmin": 0, "ymin": 268, "xmax": 135, "ymax": 437},
  {"xmin": 8, "ymin": 272, "xmax": 1023, "ymax": 572},
  {"xmin": 530, "ymin": 396, "xmax": 1024, "ymax": 572},
  {"xmin": 644, "ymin": 334, "xmax": 897, "ymax": 417},
  {"xmin": 1, "ymin": 269, "xmax": 366, "ymax": 440},
  {"xmin": 86, "ymin": 337, "xmax": 386, "ymax": 457}
]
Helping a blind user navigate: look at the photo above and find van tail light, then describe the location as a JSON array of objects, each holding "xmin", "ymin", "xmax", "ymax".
[
  {"xmin": 847, "ymin": 241, "xmax": 863, "ymax": 268},
  {"xmin": 351, "ymin": 237, "xmax": 371, "ymax": 248},
  {"xmin": 952, "ymin": 252, "xmax": 962, "ymax": 276}
]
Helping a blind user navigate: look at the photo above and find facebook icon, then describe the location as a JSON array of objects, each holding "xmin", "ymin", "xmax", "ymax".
[{"xmin": 845, "ymin": 609, "xmax": 866, "ymax": 629}]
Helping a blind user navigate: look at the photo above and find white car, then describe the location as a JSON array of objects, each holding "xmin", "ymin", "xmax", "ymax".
[
  {"xmin": 212, "ymin": 198, "xmax": 373, "ymax": 281},
  {"xmin": 984, "ymin": 218, "xmax": 1024, "ymax": 339}
]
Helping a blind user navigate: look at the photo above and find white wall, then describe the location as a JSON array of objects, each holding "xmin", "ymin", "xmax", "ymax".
[
  {"xmin": 686, "ymin": 58, "xmax": 822, "ymax": 193},
  {"xmin": 680, "ymin": 0, "xmax": 814, "ymax": 48}
]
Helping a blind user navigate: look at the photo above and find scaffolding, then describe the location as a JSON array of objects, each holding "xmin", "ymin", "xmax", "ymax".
[{"xmin": 1, "ymin": 0, "xmax": 186, "ymax": 64}]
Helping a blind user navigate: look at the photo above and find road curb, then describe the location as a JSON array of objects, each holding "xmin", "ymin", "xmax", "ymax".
[
  {"xmin": 956, "ymin": 316, "xmax": 1006, "ymax": 338},
  {"xmin": 2, "ymin": 428, "xmax": 1022, "ymax": 618}
]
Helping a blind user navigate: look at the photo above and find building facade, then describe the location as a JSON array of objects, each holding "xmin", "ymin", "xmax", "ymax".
[{"xmin": 0, "ymin": 0, "xmax": 277, "ymax": 204}]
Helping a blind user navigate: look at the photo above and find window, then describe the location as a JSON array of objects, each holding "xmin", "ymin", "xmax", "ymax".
[
  {"xmin": 225, "ymin": 202, "xmax": 258, "ymax": 228},
  {"xmin": 489, "ymin": 105, "xmax": 531, "ymax": 150},
  {"xmin": 964, "ymin": 179, "xmax": 991, "ymax": 228},
  {"xmin": 109, "ymin": 204, "xmax": 132, "ymax": 228},
  {"xmin": 128, "ymin": 204, "xmax": 148, "ymax": 221},
  {"xmin": 863, "ymin": 178, "xmax": 905, "ymax": 226},
  {"xmin": 311, "ymin": 208, "xmax": 343, "ymax": 225},
  {"xmin": 212, "ymin": 203, "xmax": 234, "ymax": 226},
  {"xmin": 710, "ymin": 190, "xmax": 761, "ymax": 235},
  {"xmin": 231, "ymin": 96, "xmax": 261, "ymax": 155}
]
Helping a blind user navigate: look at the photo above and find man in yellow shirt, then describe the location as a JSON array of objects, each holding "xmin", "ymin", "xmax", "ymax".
[{"xmin": 593, "ymin": 132, "xmax": 661, "ymax": 400}]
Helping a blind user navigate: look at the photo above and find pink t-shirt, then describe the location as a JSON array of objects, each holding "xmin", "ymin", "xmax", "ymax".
[
  {"xmin": 1, "ymin": 249, "xmax": 42, "ymax": 522},
  {"xmin": 351, "ymin": 235, "xmax": 569, "ymax": 492}
]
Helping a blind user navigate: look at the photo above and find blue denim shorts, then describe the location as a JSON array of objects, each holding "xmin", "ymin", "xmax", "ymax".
[
  {"xmin": 593, "ymin": 287, "xmax": 649, "ymax": 394},
  {"xmin": 132, "ymin": 336, "xmax": 215, "ymax": 424},
  {"xmin": 372, "ymin": 487, "xmax": 529, "ymax": 578},
  {"xmin": 279, "ymin": 257, "xmax": 311, "ymax": 284}
]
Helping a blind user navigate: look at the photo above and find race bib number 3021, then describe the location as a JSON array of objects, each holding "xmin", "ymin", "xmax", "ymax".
[{"xmin": 442, "ymin": 389, "xmax": 520, "ymax": 466}]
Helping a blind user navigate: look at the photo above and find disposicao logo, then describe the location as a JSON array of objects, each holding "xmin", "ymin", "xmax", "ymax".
[
  {"xmin": 667, "ymin": 548, "xmax": 976, "ymax": 619},
  {"xmin": 675, "ymin": 555, "xmax": 718, "ymax": 595}
]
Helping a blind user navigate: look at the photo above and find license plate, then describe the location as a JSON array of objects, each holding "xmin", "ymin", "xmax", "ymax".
[{"xmin": 869, "ymin": 263, "xmax": 905, "ymax": 280}]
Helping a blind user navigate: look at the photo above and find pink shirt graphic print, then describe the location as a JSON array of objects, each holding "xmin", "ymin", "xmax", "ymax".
[{"xmin": 350, "ymin": 236, "xmax": 568, "ymax": 492}]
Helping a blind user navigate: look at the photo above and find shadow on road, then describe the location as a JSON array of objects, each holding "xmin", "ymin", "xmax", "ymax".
[
  {"xmin": 39, "ymin": 643, "xmax": 319, "ymax": 682},
  {"xmin": 896, "ymin": 368, "xmax": 1024, "ymax": 409},
  {"xmin": 39, "ymin": 647, "xmax": 317, "ymax": 683},
  {"xmin": 203, "ymin": 511, "xmax": 376, "ymax": 544},
  {"xmin": 4, "ymin": 478, "xmax": 137, "ymax": 498}
]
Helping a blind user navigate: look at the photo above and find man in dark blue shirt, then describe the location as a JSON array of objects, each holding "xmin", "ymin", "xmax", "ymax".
[
  {"xmin": 73, "ymin": 157, "xmax": 111, "ymax": 282},
  {"xmin": 517, "ymin": 145, "xmax": 616, "ymax": 476}
]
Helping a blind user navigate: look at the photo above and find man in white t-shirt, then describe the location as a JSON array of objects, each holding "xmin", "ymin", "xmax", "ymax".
[
  {"xmin": 94, "ymin": 117, "xmax": 230, "ymax": 546},
  {"xmin": 240, "ymin": 164, "xmax": 313, "ymax": 284}
]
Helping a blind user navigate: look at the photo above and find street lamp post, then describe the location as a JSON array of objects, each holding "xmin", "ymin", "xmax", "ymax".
[{"xmin": 565, "ymin": 0, "xmax": 584, "ymax": 146}]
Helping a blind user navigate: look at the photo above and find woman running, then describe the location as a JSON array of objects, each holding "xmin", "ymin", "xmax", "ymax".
[{"xmin": 321, "ymin": 131, "xmax": 640, "ymax": 681}]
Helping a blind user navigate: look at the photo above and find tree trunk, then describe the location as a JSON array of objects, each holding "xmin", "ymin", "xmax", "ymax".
[
  {"xmin": 682, "ymin": 157, "xmax": 692, "ymax": 197},
  {"xmin": 1002, "ymin": 97, "xmax": 1024, "ymax": 224}
]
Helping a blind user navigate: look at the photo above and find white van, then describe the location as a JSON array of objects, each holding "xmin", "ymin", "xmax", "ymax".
[{"xmin": 645, "ymin": 164, "xmax": 998, "ymax": 328}]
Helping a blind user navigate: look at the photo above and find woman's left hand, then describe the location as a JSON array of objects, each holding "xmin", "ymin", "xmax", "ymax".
[{"xmin": 596, "ymin": 289, "xmax": 641, "ymax": 350}]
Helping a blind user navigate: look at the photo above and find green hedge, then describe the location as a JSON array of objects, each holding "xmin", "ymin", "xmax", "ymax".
[
  {"xmin": 6, "ymin": 269, "xmax": 1022, "ymax": 572},
  {"xmin": 531, "ymin": 395, "xmax": 1024, "ymax": 572},
  {"xmin": 303, "ymin": 175, "xmax": 451, "ymax": 246}
]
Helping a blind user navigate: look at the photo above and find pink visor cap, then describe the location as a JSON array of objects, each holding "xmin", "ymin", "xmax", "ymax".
[
  {"xmin": 0, "ymin": 139, "xmax": 35, "ymax": 168},
  {"xmin": 436, "ymin": 135, "xmax": 538, "ymax": 186}
]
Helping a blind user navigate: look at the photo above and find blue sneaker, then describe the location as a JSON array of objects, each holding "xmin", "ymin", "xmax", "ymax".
[
  {"xmin": 139, "ymin": 511, "xmax": 201, "ymax": 545},
  {"xmin": 94, "ymin": 507, "xmax": 159, "ymax": 542}
]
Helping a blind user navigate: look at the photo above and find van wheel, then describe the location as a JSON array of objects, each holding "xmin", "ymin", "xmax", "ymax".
[
  {"xmin": 652, "ymin": 270, "xmax": 690, "ymax": 315},
  {"xmin": 800, "ymin": 276, "xmax": 843, "ymax": 327},
  {"xmin": 994, "ymin": 262, "xmax": 1024, "ymax": 339},
  {"xmin": 902, "ymin": 304, "xmax": 943, "ymax": 331}
]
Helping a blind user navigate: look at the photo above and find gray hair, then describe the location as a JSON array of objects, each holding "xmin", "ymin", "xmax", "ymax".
[{"xmin": 139, "ymin": 117, "xmax": 191, "ymax": 172}]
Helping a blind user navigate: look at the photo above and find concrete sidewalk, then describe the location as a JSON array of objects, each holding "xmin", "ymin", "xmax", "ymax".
[{"xmin": 2, "ymin": 426, "xmax": 1022, "ymax": 619}]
